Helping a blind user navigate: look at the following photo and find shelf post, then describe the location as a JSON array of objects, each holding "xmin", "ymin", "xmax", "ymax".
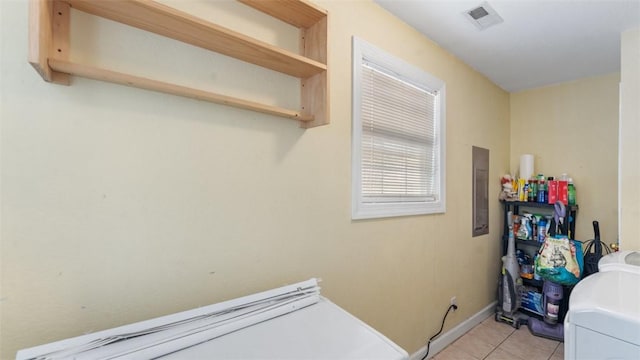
[
  {"xmin": 29, "ymin": 0, "xmax": 70, "ymax": 85},
  {"xmin": 300, "ymin": 15, "xmax": 328, "ymax": 128}
]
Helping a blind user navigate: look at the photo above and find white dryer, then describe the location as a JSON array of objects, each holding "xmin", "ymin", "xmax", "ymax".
[
  {"xmin": 598, "ymin": 250, "xmax": 640, "ymax": 274},
  {"xmin": 564, "ymin": 270, "xmax": 640, "ymax": 359}
]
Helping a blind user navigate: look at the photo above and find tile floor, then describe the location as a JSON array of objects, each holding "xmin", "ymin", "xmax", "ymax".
[{"xmin": 432, "ymin": 315, "xmax": 564, "ymax": 360}]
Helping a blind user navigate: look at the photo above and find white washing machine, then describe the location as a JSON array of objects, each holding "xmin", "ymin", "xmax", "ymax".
[
  {"xmin": 564, "ymin": 269, "xmax": 640, "ymax": 359},
  {"xmin": 17, "ymin": 279, "xmax": 408, "ymax": 360},
  {"xmin": 598, "ymin": 250, "xmax": 640, "ymax": 274}
]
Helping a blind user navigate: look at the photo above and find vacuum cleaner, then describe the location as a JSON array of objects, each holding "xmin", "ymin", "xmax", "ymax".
[
  {"xmin": 495, "ymin": 211, "xmax": 527, "ymax": 329},
  {"xmin": 528, "ymin": 204, "xmax": 567, "ymax": 341},
  {"xmin": 527, "ymin": 280, "xmax": 564, "ymax": 341},
  {"xmin": 583, "ymin": 220, "xmax": 611, "ymax": 278}
]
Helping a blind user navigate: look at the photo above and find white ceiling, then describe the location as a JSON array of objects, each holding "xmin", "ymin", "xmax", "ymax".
[{"xmin": 374, "ymin": 0, "xmax": 640, "ymax": 92}]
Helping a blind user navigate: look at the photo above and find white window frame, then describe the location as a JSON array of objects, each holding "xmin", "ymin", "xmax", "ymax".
[{"xmin": 351, "ymin": 37, "xmax": 446, "ymax": 220}]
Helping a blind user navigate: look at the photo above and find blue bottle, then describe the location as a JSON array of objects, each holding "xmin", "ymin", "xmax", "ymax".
[{"xmin": 538, "ymin": 218, "xmax": 547, "ymax": 242}]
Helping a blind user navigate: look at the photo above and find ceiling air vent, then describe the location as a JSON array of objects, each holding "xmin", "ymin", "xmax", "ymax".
[{"xmin": 464, "ymin": 2, "xmax": 503, "ymax": 31}]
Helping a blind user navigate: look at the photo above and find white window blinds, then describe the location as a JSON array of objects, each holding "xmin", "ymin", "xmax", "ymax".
[
  {"xmin": 361, "ymin": 63, "xmax": 438, "ymax": 203},
  {"xmin": 352, "ymin": 37, "xmax": 445, "ymax": 219}
]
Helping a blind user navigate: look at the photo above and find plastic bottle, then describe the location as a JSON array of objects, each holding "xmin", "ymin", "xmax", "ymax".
[
  {"xmin": 538, "ymin": 178, "xmax": 546, "ymax": 203},
  {"xmin": 533, "ymin": 255, "xmax": 541, "ymax": 280},
  {"xmin": 529, "ymin": 179, "xmax": 537, "ymax": 202},
  {"xmin": 546, "ymin": 177, "xmax": 554, "ymax": 203},
  {"xmin": 568, "ymin": 179, "xmax": 576, "ymax": 206},
  {"xmin": 538, "ymin": 217, "xmax": 547, "ymax": 242}
]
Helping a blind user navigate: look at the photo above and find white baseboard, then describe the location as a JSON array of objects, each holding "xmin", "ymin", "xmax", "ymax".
[{"xmin": 410, "ymin": 301, "xmax": 497, "ymax": 360}]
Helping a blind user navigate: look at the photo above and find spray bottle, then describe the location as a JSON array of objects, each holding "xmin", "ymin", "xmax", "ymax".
[{"xmin": 502, "ymin": 211, "xmax": 522, "ymax": 313}]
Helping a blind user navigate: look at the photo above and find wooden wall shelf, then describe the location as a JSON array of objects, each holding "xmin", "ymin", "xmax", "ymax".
[{"xmin": 28, "ymin": 0, "xmax": 329, "ymax": 127}]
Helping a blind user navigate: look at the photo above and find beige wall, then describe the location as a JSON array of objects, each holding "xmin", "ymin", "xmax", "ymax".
[
  {"xmin": 620, "ymin": 27, "xmax": 640, "ymax": 250},
  {"xmin": 510, "ymin": 74, "xmax": 620, "ymax": 245},
  {"xmin": 0, "ymin": 0, "xmax": 510, "ymax": 358}
]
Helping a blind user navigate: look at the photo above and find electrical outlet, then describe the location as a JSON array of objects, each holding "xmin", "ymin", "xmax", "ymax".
[{"xmin": 450, "ymin": 296, "xmax": 457, "ymax": 309}]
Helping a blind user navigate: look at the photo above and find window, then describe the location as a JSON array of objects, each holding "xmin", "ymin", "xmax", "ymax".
[{"xmin": 352, "ymin": 37, "xmax": 446, "ymax": 219}]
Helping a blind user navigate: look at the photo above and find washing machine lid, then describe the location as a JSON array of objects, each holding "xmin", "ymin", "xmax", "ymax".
[
  {"xmin": 161, "ymin": 297, "xmax": 409, "ymax": 359},
  {"xmin": 567, "ymin": 270, "xmax": 640, "ymax": 345},
  {"xmin": 599, "ymin": 250, "xmax": 640, "ymax": 274},
  {"xmin": 17, "ymin": 279, "xmax": 408, "ymax": 360}
]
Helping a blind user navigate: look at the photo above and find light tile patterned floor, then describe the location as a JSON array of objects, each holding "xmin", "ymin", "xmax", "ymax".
[{"xmin": 432, "ymin": 316, "xmax": 564, "ymax": 360}]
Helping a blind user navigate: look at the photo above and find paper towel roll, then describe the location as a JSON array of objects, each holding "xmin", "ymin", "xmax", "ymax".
[{"xmin": 520, "ymin": 154, "xmax": 534, "ymax": 180}]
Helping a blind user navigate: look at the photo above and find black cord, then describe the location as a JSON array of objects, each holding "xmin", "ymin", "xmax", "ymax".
[{"xmin": 421, "ymin": 304, "xmax": 458, "ymax": 360}]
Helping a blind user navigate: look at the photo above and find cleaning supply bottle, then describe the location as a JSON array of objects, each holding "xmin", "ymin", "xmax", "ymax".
[
  {"xmin": 537, "ymin": 176, "xmax": 546, "ymax": 203},
  {"xmin": 538, "ymin": 217, "xmax": 547, "ymax": 242},
  {"xmin": 528, "ymin": 179, "xmax": 538, "ymax": 202},
  {"xmin": 533, "ymin": 255, "xmax": 542, "ymax": 280},
  {"xmin": 518, "ymin": 179, "xmax": 526, "ymax": 201},
  {"xmin": 568, "ymin": 179, "xmax": 576, "ymax": 206}
]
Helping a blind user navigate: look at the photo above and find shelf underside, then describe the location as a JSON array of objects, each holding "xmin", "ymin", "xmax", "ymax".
[{"xmin": 238, "ymin": 0, "xmax": 327, "ymax": 28}]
